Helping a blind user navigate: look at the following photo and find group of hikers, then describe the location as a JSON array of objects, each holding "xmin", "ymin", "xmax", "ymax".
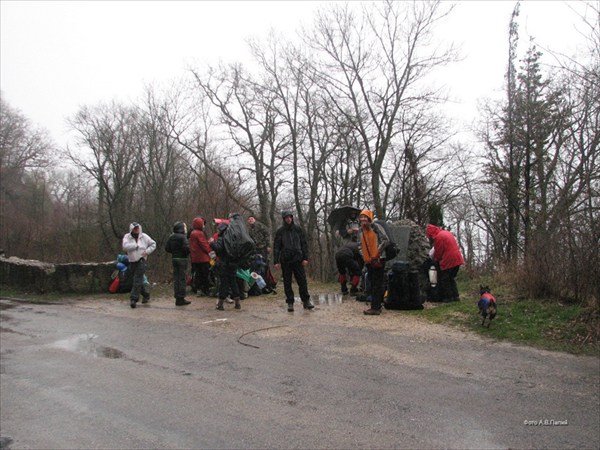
[{"xmin": 121, "ymin": 208, "xmax": 464, "ymax": 315}]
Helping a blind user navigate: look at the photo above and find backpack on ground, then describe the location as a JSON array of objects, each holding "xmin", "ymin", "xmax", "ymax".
[{"xmin": 384, "ymin": 261, "xmax": 423, "ymax": 310}]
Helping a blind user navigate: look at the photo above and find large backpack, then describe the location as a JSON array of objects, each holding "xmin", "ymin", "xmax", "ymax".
[
  {"xmin": 384, "ymin": 261, "xmax": 423, "ymax": 310},
  {"xmin": 373, "ymin": 220, "xmax": 399, "ymax": 260},
  {"xmin": 223, "ymin": 214, "xmax": 256, "ymax": 261}
]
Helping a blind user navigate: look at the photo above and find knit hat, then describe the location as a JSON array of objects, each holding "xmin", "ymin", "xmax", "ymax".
[{"xmin": 359, "ymin": 209, "xmax": 374, "ymax": 222}]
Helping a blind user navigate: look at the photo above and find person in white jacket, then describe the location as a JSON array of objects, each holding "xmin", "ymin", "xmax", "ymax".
[{"xmin": 122, "ymin": 222, "xmax": 156, "ymax": 308}]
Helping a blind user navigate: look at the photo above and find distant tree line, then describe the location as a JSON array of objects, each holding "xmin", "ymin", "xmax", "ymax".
[{"xmin": 1, "ymin": 1, "xmax": 597, "ymax": 307}]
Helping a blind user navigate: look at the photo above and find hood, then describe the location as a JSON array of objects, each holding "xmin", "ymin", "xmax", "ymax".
[
  {"xmin": 359, "ymin": 210, "xmax": 373, "ymax": 222},
  {"xmin": 129, "ymin": 222, "xmax": 142, "ymax": 233},
  {"xmin": 281, "ymin": 210, "xmax": 294, "ymax": 224},
  {"xmin": 426, "ymin": 224, "xmax": 441, "ymax": 239},
  {"xmin": 217, "ymin": 223, "xmax": 229, "ymax": 235},
  {"xmin": 193, "ymin": 217, "xmax": 205, "ymax": 230},
  {"xmin": 173, "ymin": 221, "xmax": 186, "ymax": 234}
]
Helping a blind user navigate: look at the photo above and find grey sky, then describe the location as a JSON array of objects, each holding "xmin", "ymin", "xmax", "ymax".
[{"xmin": 0, "ymin": 1, "xmax": 590, "ymax": 150}]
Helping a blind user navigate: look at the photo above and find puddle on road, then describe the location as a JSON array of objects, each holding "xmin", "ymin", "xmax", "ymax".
[
  {"xmin": 315, "ymin": 293, "xmax": 344, "ymax": 306},
  {"xmin": 50, "ymin": 334, "xmax": 125, "ymax": 359}
]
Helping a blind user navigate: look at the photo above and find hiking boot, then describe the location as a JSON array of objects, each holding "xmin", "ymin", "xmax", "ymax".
[
  {"xmin": 341, "ymin": 288, "xmax": 349, "ymax": 295},
  {"xmin": 141, "ymin": 295, "xmax": 150, "ymax": 304},
  {"xmin": 234, "ymin": 298, "xmax": 241, "ymax": 310},
  {"xmin": 350, "ymin": 286, "xmax": 359, "ymax": 296},
  {"xmin": 176, "ymin": 299, "xmax": 191, "ymax": 306},
  {"xmin": 287, "ymin": 303, "xmax": 294, "ymax": 312},
  {"xmin": 130, "ymin": 298, "xmax": 137, "ymax": 309},
  {"xmin": 216, "ymin": 299, "xmax": 225, "ymax": 311},
  {"xmin": 302, "ymin": 300, "xmax": 315, "ymax": 310},
  {"xmin": 363, "ymin": 308, "xmax": 381, "ymax": 315}
]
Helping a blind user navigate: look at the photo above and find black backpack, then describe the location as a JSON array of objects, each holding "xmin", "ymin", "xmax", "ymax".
[
  {"xmin": 384, "ymin": 261, "xmax": 423, "ymax": 310},
  {"xmin": 223, "ymin": 214, "xmax": 256, "ymax": 260}
]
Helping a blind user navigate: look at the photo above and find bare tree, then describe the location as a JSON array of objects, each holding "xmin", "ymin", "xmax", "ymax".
[
  {"xmin": 303, "ymin": 0, "xmax": 456, "ymax": 219},
  {"xmin": 0, "ymin": 95, "xmax": 55, "ymax": 258}
]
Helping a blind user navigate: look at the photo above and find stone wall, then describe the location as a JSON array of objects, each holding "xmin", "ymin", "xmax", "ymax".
[{"xmin": 0, "ymin": 256, "xmax": 115, "ymax": 294}]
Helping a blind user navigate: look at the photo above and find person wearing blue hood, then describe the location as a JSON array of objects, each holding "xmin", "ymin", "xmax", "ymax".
[
  {"xmin": 122, "ymin": 222, "xmax": 156, "ymax": 309},
  {"xmin": 273, "ymin": 211, "xmax": 314, "ymax": 312},
  {"xmin": 165, "ymin": 221, "xmax": 191, "ymax": 306}
]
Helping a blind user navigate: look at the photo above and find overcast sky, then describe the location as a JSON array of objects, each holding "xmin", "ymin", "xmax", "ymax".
[{"xmin": 0, "ymin": 1, "xmax": 592, "ymax": 150}]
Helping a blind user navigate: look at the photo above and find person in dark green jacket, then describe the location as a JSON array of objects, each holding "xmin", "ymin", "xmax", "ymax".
[{"xmin": 165, "ymin": 221, "xmax": 191, "ymax": 306}]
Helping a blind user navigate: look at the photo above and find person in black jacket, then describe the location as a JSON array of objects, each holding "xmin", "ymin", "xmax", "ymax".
[
  {"xmin": 210, "ymin": 220, "xmax": 243, "ymax": 311},
  {"xmin": 165, "ymin": 221, "xmax": 191, "ymax": 306},
  {"xmin": 273, "ymin": 211, "xmax": 314, "ymax": 312}
]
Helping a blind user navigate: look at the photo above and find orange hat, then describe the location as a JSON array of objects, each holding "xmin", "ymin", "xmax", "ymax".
[{"xmin": 359, "ymin": 209, "xmax": 373, "ymax": 222}]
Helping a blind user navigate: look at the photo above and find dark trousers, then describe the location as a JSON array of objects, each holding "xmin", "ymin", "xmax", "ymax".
[
  {"xmin": 366, "ymin": 264, "xmax": 385, "ymax": 310},
  {"xmin": 172, "ymin": 258, "xmax": 188, "ymax": 300},
  {"xmin": 129, "ymin": 259, "xmax": 149, "ymax": 301},
  {"xmin": 439, "ymin": 266, "xmax": 460, "ymax": 301},
  {"xmin": 282, "ymin": 261, "xmax": 310, "ymax": 304},
  {"xmin": 191, "ymin": 262, "xmax": 210, "ymax": 294},
  {"xmin": 218, "ymin": 262, "xmax": 240, "ymax": 300}
]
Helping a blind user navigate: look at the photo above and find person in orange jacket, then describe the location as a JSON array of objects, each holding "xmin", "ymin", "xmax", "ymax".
[
  {"xmin": 426, "ymin": 224, "xmax": 465, "ymax": 302},
  {"xmin": 358, "ymin": 209, "xmax": 389, "ymax": 315}
]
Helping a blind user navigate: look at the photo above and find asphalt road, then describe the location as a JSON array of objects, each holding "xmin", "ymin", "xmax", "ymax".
[{"xmin": 1, "ymin": 292, "xmax": 599, "ymax": 449}]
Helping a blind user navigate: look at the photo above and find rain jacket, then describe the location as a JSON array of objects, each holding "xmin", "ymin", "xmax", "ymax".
[
  {"xmin": 426, "ymin": 224, "xmax": 465, "ymax": 271},
  {"xmin": 189, "ymin": 217, "xmax": 212, "ymax": 263},
  {"xmin": 122, "ymin": 223, "xmax": 157, "ymax": 263},
  {"xmin": 165, "ymin": 222, "xmax": 190, "ymax": 259},
  {"xmin": 273, "ymin": 212, "xmax": 308, "ymax": 265}
]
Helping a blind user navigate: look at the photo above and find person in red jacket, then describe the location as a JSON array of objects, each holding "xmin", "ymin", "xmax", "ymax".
[
  {"xmin": 426, "ymin": 224, "xmax": 465, "ymax": 302},
  {"xmin": 189, "ymin": 217, "xmax": 214, "ymax": 296}
]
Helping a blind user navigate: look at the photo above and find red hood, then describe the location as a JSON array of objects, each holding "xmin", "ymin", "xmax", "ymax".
[
  {"xmin": 193, "ymin": 217, "xmax": 205, "ymax": 230},
  {"xmin": 426, "ymin": 224, "xmax": 441, "ymax": 239}
]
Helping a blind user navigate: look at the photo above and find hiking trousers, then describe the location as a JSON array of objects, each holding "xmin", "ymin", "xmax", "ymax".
[
  {"xmin": 130, "ymin": 259, "xmax": 149, "ymax": 301},
  {"xmin": 365, "ymin": 263, "xmax": 385, "ymax": 310},
  {"xmin": 439, "ymin": 265, "xmax": 460, "ymax": 301},
  {"xmin": 172, "ymin": 258, "xmax": 188, "ymax": 301},
  {"xmin": 281, "ymin": 261, "xmax": 310, "ymax": 304}
]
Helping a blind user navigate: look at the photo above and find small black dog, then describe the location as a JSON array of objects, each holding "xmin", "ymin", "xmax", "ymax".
[{"xmin": 478, "ymin": 285, "xmax": 497, "ymax": 328}]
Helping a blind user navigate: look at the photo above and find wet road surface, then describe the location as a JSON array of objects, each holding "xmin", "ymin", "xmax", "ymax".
[{"xmin": 1, "ymin": 294, "xmax": 599, "ymax": 449}]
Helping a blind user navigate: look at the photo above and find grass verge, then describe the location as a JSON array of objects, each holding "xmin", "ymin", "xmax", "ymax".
[{"xmin": 414, "ymin": 275, "xmax": 599, "ymax": 356}]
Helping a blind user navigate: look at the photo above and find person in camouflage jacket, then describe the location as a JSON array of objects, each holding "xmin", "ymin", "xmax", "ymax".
[{"xmin": 247, "ymin": 215, "xmax": 271, "ymax": 260}]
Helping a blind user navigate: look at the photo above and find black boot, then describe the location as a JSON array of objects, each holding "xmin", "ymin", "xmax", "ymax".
[
  {"xmin": 302, "ymin": 300, "xmax": 315, "ymax": 310},
  {"xmin": 176, "ymin": 298, "xmax": 191, "ymax": 306}
]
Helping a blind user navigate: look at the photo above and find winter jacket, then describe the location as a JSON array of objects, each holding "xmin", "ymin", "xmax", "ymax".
[
  {"xmin": 122, "ymin": 223, "xmax": 157, "ymax": 263},
  {"xmin": 189, "ymin": 217, "xmax": 212, "ymax": 263},
  {"xmin": 165, "ymin": 222, "xmax": 190, "ymax": 259},
  {"xmin": 273, "ymin": 212, "xmax": 308, "ymax": 265},
  {"xmin": 426, "ymin": 224, "xmax": 465, "ymax": 271}
]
